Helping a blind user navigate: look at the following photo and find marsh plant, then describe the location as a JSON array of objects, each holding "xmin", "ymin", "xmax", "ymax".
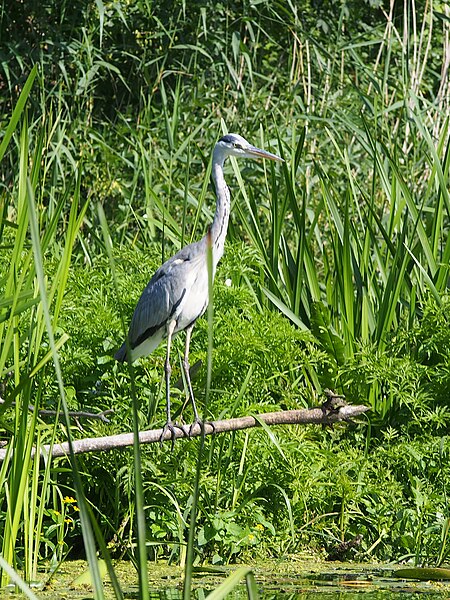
[{"xmin": 1, "ymin": 0, "xmax": 450, "ymax": 595}]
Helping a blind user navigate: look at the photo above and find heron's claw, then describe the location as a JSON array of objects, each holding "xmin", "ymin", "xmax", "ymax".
[
  {"xmin": 160, "ymin": 421, "xmax": 187, "ymax": 449},
  {"xmin": 159, "ymin": 419, "xmax": 215, "ymax": 447},
  {"xmin": 188, "ymin": 418, "xmax": 215, "ymax": 437}
]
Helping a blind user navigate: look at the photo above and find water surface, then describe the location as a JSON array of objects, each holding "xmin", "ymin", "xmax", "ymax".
[{"xmin": 7, "ymin": 560, "xmax": 450, "ymax": 598}]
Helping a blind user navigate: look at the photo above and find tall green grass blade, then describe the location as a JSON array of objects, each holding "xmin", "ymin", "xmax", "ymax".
[
  {"xmin": 206, "ymin": 567, "xmax": 258, "ymax": 600},
  {"xmin": 404, "ymin": 244, "xmax": 442, "ymax": 305},
  {"xmin": 261, "ymin": 287, "xmax": 308, "ymax": 330},
  {"xmin": 252, "ymin": 415, "xmax": 287, "ymax": 462},
  {"xmin": 383, "ymin": 143, "xmax": 437, "ymax": 274},
  {"xmin": 245, "ymin": 571, "xmax": 259, "ymax": 600},
  {"xmin": 340, "ymin": 194, "xmax": 355, "ymax": 353},
  {"xmin": 94, "ymin": 0, "xmax": 105, "ymax": 47},
  {"xmin": 310, "ymin": 301, "xmax": 346, "ymax": 369},
  {"xmin": 26, "ymin": 180, "xmax": 105, "ymax": 599},
  {"xmin": 86, "ymin": 504, "xmax": 125, "ymax": 599},
  {"xmin": 0, "ymin": 66, "xmax": 37, "ymax": 163},
  {"xmin": 292, "ymin": 197, "xmax": 306, "ymax": 316},
  {"xmin": 50, "ymin": 171, "xmax": 89, "ymax": 325},
  {"xmin": 271, "ymin": 483, "xmax": 295, "ymax": 546},
  {"xmin": 436, "ymin": 518, "xmax": 450, "ymax": 568},
  {"xmin": 97, "ymin": 202, "xmax": 146, "ymax": 599},
  {"xmin": 0, "ymin": 116, "xmax": 31, "ymax": 376},
  {"xmin": 0, "ymin": 113, "xmax": 34, "ymax": 586},
  {"xmin": 2, "ymin": 379, "xmax": 37, "ymax": 587},
  {"xmin": 0, "ymin": 555, "xmax": 39, "ymax": 600}
]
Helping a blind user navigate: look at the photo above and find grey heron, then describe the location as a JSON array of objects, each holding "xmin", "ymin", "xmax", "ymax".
[{"xmin": 115, "ymin": 133, "xmax": 283, "ymax": 441}]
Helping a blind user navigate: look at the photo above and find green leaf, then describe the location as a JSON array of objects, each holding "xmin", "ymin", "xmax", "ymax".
[
  {"xmin": 0, "ymin": 65, "xmax": 37, "ymax": 163},
  {"xmin": 72, "ymin": 559, "xmax": 108, "ymax": 586},
  {"xmin": 262, "ymin": 287, "xmax": 309, "ymax": 330},
  {"xmin": 394, "ymin": 567, "xmax": 450, "ymax": 581},
  {"xmin": 310, "ymin": 301, "xmax": 347, "ymax": 365},
  {"xmin": 206, "ymin": 567, "xmax": 257, "ymax": 600}
]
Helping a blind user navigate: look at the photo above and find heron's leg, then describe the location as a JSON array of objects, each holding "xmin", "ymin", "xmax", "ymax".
[
  {"xmin": 183, "ymin": 321, "xmax": 200, "ymax": 421},
  {"xmin": 164, "ymin": 320, "xmax": 176, "ymax": 422},
  {"xmin": 183, "ymin": 322, "xmax": 215, "ymax": 437},
  {"xmin": 160, "ymin": 320, "xmax": 180, "ymax": 446}
]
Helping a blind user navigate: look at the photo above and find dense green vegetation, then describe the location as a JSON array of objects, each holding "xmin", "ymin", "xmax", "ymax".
[{"xmin": 1, "ymin": 0, "xmax": 450, "ymax": 593}]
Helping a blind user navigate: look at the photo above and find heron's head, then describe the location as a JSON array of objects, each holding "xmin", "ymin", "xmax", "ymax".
[{"xmin": 215, "ymin": 133, "xmax": 283, "ymax": 163}]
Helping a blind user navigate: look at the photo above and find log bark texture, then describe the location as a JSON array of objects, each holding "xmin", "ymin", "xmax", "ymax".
[{"xmin": 0, "ymin": 405, "xmax": 369, "ymax": 461}]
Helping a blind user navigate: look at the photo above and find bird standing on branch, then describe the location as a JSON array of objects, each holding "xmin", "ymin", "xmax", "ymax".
[{"xmin": 115, "ymin": 133, "xmax": 283, "ymax": 442}]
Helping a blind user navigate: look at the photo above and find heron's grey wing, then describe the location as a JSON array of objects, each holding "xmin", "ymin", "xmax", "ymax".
[{"xmin": 126, "ymin": 240, "xmax": 205, "ymax": 351}]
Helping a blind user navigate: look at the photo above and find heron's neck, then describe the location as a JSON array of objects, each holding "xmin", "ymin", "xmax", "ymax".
[{"xmin": 210, "ymin": 155, "xmax": 230, "ymax": 266}]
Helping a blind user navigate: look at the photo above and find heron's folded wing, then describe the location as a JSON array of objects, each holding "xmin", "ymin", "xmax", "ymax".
[{"xmin": 127, "ymin": 246, "xmax": 204, "ymax": 349}]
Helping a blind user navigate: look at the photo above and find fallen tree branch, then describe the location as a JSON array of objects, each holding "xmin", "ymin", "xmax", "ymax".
[
  {"xmin": 38, "ymin": 408, "xmax": 114, "ymax": 422},
  {"xmin": 0, "ymin": 397, "xmax": 114, "ymax": 422},
  {"xmin": 0, "ymin": 404, "xmax": 369, "ymax": 461}
]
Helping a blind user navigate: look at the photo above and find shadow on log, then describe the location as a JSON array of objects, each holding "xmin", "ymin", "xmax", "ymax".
[{"xmin": 0, "ymin": 405, "xmax": 369, "ymax": 461}]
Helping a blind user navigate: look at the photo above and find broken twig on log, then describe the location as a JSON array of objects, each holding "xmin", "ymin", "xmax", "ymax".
[
  {"xmin": 0, "ymin": 405, "xmax": 369, "ymax": 461},
  {"xmin": 0, "ymin": 397, "xmax": 113, "ymax": 423}
]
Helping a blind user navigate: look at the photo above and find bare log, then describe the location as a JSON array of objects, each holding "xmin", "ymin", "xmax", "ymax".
[{"xmin": 0, "ymin": 405, "xmax": 369, "ymax": 461}]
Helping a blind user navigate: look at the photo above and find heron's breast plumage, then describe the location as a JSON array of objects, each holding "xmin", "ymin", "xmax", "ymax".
[{"xmin": 173, "ymin": 262, "xmax": 209, "ymax": 332}]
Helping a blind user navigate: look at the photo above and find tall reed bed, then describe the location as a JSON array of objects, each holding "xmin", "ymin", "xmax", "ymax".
[
  {"xmin": 0, "ymin": 0, "xmax": 449, "ymax": 591},
  {"xmin": 232, "ymin": 107, "xmax": 450, "ymax": 417},
  {"xmin": 0, "ymin": 68, "xmax": 113, "ymax": 594}
]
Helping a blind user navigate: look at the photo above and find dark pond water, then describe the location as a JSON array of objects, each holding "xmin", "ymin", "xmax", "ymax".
[{"xmin": 6, "ymin": 560, "xmax": 450, "ymax": 598}]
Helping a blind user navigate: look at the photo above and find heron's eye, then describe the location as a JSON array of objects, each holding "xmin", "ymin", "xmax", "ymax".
[{"xmin": 234, "ymin": 143, "xmax": 242, "ymax": 149}]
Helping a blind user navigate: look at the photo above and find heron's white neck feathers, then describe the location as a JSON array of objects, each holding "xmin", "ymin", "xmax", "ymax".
[{"xmin": 210, "ymin": 152, "xmax": 231, "ymax": 266}]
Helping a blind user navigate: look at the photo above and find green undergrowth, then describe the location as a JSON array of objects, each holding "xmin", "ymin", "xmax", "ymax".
[
  {"xmin": 20, "ymin": 242, "xmax": 449, "ymax": 567},
  {"xmin": 55, "ymin": 244, "xmax": 327, "ymax": 421},
  {"xmin": 57, "ymin": 244, "xmax": 450, "ymax": 436},
  {"xmin": 2, "ymin": 0, "xmax": 450, "ymax": 592}
]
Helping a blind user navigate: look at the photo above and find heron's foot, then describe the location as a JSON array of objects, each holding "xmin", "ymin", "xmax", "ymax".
[
  {"xmin": 188, "ymin": 418, "xmax": 215, "ymax": 437},
  {"xmin": 159, "ymin": 421, "xmax": 187, "ymax": 448}
]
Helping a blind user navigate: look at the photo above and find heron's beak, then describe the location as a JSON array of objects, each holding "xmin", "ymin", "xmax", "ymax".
[{"xmin": 246, "ymin": 145, "xmax": 284, "ymax": 162}]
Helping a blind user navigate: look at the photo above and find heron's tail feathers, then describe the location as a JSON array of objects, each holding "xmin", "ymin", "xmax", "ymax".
[
  {"xmin": 115, "ymin": 329, "xmax": 163, "ymax": 363},
  {"xmin": 114, "ymin": 343, "xmax": 128, "ymax": 363}
]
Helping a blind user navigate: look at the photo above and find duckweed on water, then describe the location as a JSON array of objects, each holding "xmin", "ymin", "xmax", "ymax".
[{"xmin": 7, "ymin": 560, "xmax": 450, "ymax": 599}]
